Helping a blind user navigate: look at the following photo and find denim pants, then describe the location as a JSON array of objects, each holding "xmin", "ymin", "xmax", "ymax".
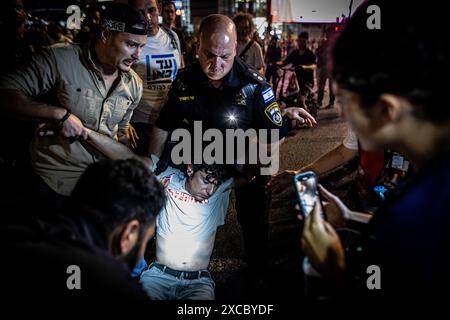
[
  {"xmin": 131, "ymin": 256, "xmax": 148, "ymax": 278},
  {"xmin": 140, "ymin": 264, "xmax": 215, "ymax": 300}
]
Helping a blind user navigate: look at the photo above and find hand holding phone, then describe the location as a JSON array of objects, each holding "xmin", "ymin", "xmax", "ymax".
[{"xmin": 294, "ymin": 171, "xmax": 325, "ymax": 220}]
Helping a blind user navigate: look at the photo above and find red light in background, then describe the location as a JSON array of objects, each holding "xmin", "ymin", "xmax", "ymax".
[{"xmin": 176, "ymin": 9, "xmax": 181, "ymax": 16}]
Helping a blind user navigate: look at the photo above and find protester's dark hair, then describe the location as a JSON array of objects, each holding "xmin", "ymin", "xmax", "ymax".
[
  {"xmin": 332, "ymin": 0, "xmax": 450, "ymax": 123},
  {"xmin": 161, "ymin": 0, "xmax": 176, "ymax": 11},
  {"xmin": 191, "ymin": 163, "xmax": 232, "ymax": 186},
  {"xmin": 69, "ymin": 159, "xmax": 165, "ymax": 238},
  {"xmin": 232, "ymin": 12, "xmax": 255, "ymax": 32}
]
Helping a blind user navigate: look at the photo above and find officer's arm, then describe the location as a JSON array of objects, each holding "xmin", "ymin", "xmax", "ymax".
[
  {"xmin": 86, "ymin": 128, "xmax": 153, "ymax": 168},
  {"xmin": 250, "ymin": 83, "xmax": 288, "ymax": 175},
  {"xmin": 148, "ymin": 127, "xmax": 169, "ymax": 157}
]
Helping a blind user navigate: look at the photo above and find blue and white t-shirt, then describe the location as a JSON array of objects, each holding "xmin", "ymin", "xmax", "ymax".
[
  {"xmin": 150, "ymin": 155, "xmax": 233, "ymax": 242},
  {"xmin": 132, "ymin": 28, "xmax": 182, "ymax": 124}
]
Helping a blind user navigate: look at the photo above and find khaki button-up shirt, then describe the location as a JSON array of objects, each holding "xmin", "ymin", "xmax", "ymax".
[{"xmin": 0, "ymin": 43, "xmax": 143, "ymax": 195}]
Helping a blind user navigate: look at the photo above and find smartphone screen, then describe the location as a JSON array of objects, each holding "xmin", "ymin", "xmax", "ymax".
[{"xmin": 294, "ymin": 171, "xmax": 320, "ymax": 218}]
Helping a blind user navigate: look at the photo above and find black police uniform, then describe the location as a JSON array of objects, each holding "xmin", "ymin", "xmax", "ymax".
[
  {"xmin": 157, "ymin": 58, "xmax": 287, "ymax": 134},
  {"xmin": 156, "ymin": 57, "xmax": 289, "ymax": 274}
]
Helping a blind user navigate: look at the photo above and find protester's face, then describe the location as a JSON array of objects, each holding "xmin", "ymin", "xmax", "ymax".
[
  {"xmin": 235, "ymin": 19, "xmax": 252, "ymax": 42},
  {"xmin": 12, "ymin": 0, "xmax": 26, "ymax": 26},
  {"xmin": 198, "ymin": 30, "xmax": 236, "ymax": 81},
  {"xmin": 105, "ymin": 32, "xmax": 147, "ymax": 72},
  {"xmin": 335, "ymin": 84, "xmax": 383, "ymax": 151},
  {"xmin": 129, "ymin": 0, "xmax": 158, "ymax": 35},
  {"xmin": 162, "ymin": 4, "xmax": 176, "ymax": 26},
  {"xmin": 297, "ymin": 37, "xmax": 307, "ymax": 50},
  {"xmin": 122, "ymin": 221, "xmax": 155, "ymax": 270},
  {"xmin": 186, "ymin": 167, "xmax": 219, "ymax": 201},
  {"xmin": 147, "ymin": 0, "xmax": 159, "ymax": 35}
]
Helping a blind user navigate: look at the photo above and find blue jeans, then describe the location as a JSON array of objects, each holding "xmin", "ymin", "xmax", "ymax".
[
  {"xmin": 131, "ymin": 256, "xmax": 148, "ymax": 278},
  {"xmin": 140, "ymin": 263, "xmax": 215, "ymax": 300}
]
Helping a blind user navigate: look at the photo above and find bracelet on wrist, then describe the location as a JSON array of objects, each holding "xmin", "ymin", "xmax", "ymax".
[{"xmin": 57, "ymin": 109, "xmax": 71, "ymax": 130}]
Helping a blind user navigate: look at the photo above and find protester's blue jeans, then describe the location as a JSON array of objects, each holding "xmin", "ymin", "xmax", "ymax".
[{"xmin": 140, "ymin": 263, "xmax": 215, "ymax": 300}]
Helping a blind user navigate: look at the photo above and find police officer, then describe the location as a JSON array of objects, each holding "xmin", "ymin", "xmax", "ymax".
[{"xmin": 148, "ymin": 14, "xmax": 314, "ymax": 287}]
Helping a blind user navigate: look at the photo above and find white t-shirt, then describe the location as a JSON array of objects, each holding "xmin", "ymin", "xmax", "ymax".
[
  {"xmin": 342, "ymin": 127, "xmax": 359, "ymax": 151},
  {"xmin": 150, "ymin": 156, "xmax": 233, "ymax": 243},
  {"xmin": 132, "ymin": 28, "xmax": 182, "ymax": 124}
]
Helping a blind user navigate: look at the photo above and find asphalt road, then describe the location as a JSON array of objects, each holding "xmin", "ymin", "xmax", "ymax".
[{"xmin": 211, "ymin": 106, "xmax": 348, "ymax": 301}]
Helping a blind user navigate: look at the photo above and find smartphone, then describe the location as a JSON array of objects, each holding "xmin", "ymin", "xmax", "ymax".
[{"xmin": 294, "ymin": 171, "xmax": 324, "ymax": 219}]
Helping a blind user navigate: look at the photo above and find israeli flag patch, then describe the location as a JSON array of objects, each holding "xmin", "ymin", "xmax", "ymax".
[{"xmin": 262, "ymin": 88, "xmax": 274, "ymax": 103}]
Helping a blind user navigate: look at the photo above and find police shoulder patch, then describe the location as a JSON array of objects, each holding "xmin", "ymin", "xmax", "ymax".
[
  {"xmin": 264, "ymin": 102, "xmax": 283, "ymax": 126},
  {"xmin": 262, "ymin": 87, "xmax": 275, "ymax": 103}
]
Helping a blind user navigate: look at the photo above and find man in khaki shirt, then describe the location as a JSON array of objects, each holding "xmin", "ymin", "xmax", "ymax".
[{"xmin": 0, "ymin": 3, "xmax": 148, "ymax": 213}]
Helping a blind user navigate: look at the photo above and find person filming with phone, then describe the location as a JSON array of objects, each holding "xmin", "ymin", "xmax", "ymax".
[{"xmin": 299, "ymin": 0, "xmax": 450, "ymax": 301}]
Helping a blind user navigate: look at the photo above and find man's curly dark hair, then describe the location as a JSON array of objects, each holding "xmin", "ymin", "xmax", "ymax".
[
  {"xmin": 232, "ymin": 12, "xmax": 255, "ymax": 33},
  {"xmin": 191, "ymin": 163, "xmax": 232, "ymax": 186}
]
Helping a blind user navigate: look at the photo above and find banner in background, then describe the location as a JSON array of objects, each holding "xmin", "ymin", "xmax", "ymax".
[{"xmin": 271, "ymin": 0, "xmax": 365, "ymax": 23}]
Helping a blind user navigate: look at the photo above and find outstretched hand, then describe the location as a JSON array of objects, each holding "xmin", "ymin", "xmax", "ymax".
[{"xmin": 283, "ymin": 107, "xmax": 317, "ymax": 128}]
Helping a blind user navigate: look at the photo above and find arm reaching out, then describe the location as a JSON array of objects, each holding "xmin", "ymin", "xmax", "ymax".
[{"xmin": 86, "ymin": 128, "xmax": 153, "ymax": 168}]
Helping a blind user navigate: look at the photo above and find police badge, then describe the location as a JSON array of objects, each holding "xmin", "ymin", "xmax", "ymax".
[
  {"xmin": 234, "ymin": 91, "xmax": 247, "ymax": 106},
  {"xmin": 264, "ymin": 102, "xmax": 283, "ymax": 126}
]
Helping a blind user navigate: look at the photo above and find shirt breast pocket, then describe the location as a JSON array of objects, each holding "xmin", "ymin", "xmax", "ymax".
[
  {"xmin": 57, "ymin": 82, "xmax": 100, "ymax": 128},
  {"xmin": 106, "ymin": 96, "xmax": 133, "ymax": 131}
]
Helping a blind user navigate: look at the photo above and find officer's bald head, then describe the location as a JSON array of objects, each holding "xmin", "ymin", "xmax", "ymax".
[
  {"xmin": 198, "ymin": 14, "xmax": 237, "ymax": 42},
  {"xmin": 197, "ymin": 14, "xmax": 237, "ymax": 85}
]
